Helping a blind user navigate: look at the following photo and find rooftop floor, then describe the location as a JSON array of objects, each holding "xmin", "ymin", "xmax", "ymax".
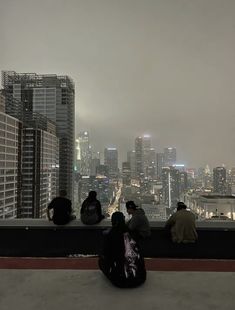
[{"xmin": 1, "ymin": 258, "xmax": 235, "ymax": 310}]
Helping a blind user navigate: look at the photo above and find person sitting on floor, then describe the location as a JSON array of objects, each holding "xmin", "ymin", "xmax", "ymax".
[
  {"xmin": 47, "ymin": 190, "xmax": 76, "ymax": 225},
  {"xmin": 99, "ymin": 211, "xmax": 146, "ymax": 288}
]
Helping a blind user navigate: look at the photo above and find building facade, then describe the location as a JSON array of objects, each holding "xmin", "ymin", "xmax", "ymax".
[
  {"xmin": 104, "ymin": 147, "xmax": 118, "ymax": 178},
  {"xmin": 213, "ymin": 167, "xmax": 227, "ymax": 195},
  {"xmin": 2, "ymin": 71, "xmax": 75, "ymax": 201},
  {"xmin": 0, "ymin": 104, "xmax": 21, "ymax": 219}
]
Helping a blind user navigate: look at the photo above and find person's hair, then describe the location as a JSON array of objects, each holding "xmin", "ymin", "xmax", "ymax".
[
  {"xmin": 59, "ymin": 190, "xmax": 67, "ymax": 197},
  {"xmin": 126, "ymin": 200, "xmax": 137, "ymax": 210},
  {"xmin": 111, "ymin": 212, "xmax": 127, "ymax": 232},
  {"xmin": 177, "ymin": 201, "xmax": 187, "ymax": 211},
  {"xmin": 88, "ymin": 191, "xmax": 97, "ymax": 199}
]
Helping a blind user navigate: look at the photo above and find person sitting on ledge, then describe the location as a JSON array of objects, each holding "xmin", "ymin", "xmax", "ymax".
[
  {"xmin": 126, "ymin": 201, "xmax": 151, "ymax": 242},
  {"xmin": 165, "ymin": 201, "xmax": 198, "ymax": 244},
  {"xmin": 99, "ymin": 211, "xmax": 146, "ymax": 288},
  {"xmin": 47, "ymin": 190, "xmax": 76, "ymax": 225},
  {"xmin": 80, "ymin": 190, "xmax": 105, "ymax": 225}
]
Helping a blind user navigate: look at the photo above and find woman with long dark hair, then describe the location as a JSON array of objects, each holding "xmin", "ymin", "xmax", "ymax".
[{"xmin": 99, "ymin": 211, "xmax": 146, "ymax": 288}]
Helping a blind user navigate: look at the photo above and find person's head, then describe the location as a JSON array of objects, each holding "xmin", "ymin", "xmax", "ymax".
[
  {"xmin": 126, "ymin": 200, "xmax": 138, "ymax": 215},
  {"xmin": 88, "ymin": 191, "xmax": 97, "ymax": 199},
  {"xmin": 59, "ymin": 190, "xmax": 67, "ymax": 197},
  {"xmin": 111, "ymin": 212, "xmax": 126, "ymax": 231},
  {"xmin": 177, "ymin": 201, "xmax": 187, "ymax": 211}
]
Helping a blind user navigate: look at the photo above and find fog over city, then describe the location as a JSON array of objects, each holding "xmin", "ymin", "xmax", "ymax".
[{"xmin": 1, "ymin": 0, "xmax": 235, "ymax": 168}]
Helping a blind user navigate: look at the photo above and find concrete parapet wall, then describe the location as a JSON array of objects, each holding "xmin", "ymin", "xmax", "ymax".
[{"xmin": 0, "ymin": 220, "xmax": 235, "ymax": 258}]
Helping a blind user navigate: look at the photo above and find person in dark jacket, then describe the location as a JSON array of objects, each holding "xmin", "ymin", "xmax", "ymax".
[
  {"xmin": 126, "ymin": 201, "xmax": 151, "ymax": 242},
  {"xmin": 99, "ymin": 211, "xmax": 146, "ymax": 288},
  {"xmin": 47, "ymin": 190, "xmax": 76, "ymax": 225},
  {"xmin": 80, "ymin": 191, "xmax": 105, "ymax": 224}
]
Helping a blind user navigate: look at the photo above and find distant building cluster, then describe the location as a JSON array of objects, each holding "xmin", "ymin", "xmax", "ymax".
[{"xmin": 74, "ymin": 131, "xmax": 235, "ymax": 221}]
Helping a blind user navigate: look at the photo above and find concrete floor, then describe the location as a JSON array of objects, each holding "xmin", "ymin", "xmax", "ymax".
[{"xmin": 0, "ymin": 270, "xmax": 235, "ymax": 310}]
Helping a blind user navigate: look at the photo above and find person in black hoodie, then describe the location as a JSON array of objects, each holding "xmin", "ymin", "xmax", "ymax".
[
  {"xmin": 99, "ymin": 211, "xmax": 146, "ymax": 288},
  {"xmin": 47, "ymin": 190, "xmax": 76, "ymax": 225},
  {"xmin": 80, "ymin": 191, "xmax": 105, "ymax": 224}
]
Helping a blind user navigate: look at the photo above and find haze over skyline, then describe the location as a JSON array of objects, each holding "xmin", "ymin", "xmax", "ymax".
[{"xmin": 1, "ymin": 0, "xmax": 235, "ymax": 168}]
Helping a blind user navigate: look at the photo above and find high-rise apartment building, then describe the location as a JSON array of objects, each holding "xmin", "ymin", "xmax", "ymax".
[
  {"xmin": 0, "ymin": 99, "xmax": 21, "ymax": 219},
  {"xmin": 164, "ymin": 147, "xmax": 176, "ymax": 167},
  {"xmin": 2, "ymin": 71, "xmax": 75, "ymax": 201},
  {"xmin": 20, "ymin": 113, "xmax": 59, "ymax": 218},
  {"xmin": 104, "ymin": 148, "xmax": 118, "ymax": 178},
  {"xmin": 213, "ymin": 167, "xmax": 227, "ymax": 195}
]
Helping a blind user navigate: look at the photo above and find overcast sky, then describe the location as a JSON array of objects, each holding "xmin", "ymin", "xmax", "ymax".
[{"xmin": 1, "ymin": 0, "xmax": 235, "ymax": 168}]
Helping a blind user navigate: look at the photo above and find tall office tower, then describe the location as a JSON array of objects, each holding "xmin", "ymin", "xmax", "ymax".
[
  {"xmin": 122, "ymin": 162, "xmax": 131, "ymax": 186},
  {"xmin": 2, "ymin": 71, "xmax": 75, "ymax": 201},
  {"xmin": 164, "ymin": 147, "xmax": 176, "ymax": 167},
  {"xmin": 179, "ymin": 171, "xmax": 188, "ymax": 195},
  {"xmin": 213, "ymin": 167, "xmax": 227, "ymax": 195},
  {"xmin": 104, "ymin": 148, "xmax": 118, "ymax": 178},
  {"xmin": 0, "ymin": 97, "xmax": 21, "ymax": 219},
  {"xmin": 162, "ymin": 166, "xmax": 180, "ymax": 207},
  {"xmin": 77, "ymin": 131, "xmax": 91, "ymax": 176},
  {"xmin": 156, "ymin": 152, "xmax": 164, "ymax": 179},
  {"xmin": 20, "ymin": 114, "xmax": 59, "ymax": 218},
  {"xmin": 135, "ymin": 136, "xmax": 143, "ymax": 178},
  {"xmin": 127, "ymin": 150, "xmax": 136, "ymax": 178},
  {"xmin": 147, "ymin": 147, "xmax": 156, "ymax": 179},
  {"xmin": 142, "ymin": 135, "xmax": 151, "ymax": 177},
  {"xmin": 90, "ymin": 158, "xmax": 100, "ymax": 176}
]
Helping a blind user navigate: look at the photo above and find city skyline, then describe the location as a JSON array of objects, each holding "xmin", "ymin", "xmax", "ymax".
[{"xmin": 1, "ymin": 0, "xmax": 235, "ymax": 167}]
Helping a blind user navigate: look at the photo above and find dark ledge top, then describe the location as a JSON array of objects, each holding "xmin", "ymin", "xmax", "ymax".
[{"xmin": 0, "ymin": 219, "xmax": 235, "ymax": 231}]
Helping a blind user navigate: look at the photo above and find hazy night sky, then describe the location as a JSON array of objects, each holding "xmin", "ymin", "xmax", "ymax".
[{"xmin": 1, "ymin": 0, "xmax": 235, "ymax": 168}]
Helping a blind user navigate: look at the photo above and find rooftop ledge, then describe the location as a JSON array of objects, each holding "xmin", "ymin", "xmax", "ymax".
[
  {"xmin": 0, "ymin": 219, "xmax": 235, "ymax": 230},
  {"xmin": 0, "ymin": 219, "xmax": 235, "ymax": 259}
]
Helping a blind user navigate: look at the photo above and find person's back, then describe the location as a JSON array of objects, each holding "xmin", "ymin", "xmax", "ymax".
[
  {"xmin": 80, "ymin": 191, "xmax": 104, "ymax": 225},
  {"xmin": 47, "ymin": 190, "xmax": 74, "ymax": 225},
  {"xmin": 126, "ymin": 201, "xmax": 151, "ymax": 241},
  {"xmin": 99, "ymin": 212, "xmax": 146, "ymax": 288},
  {"xmin": 165, "ymin": 203, "xmax": 198, "ymax": 243}
]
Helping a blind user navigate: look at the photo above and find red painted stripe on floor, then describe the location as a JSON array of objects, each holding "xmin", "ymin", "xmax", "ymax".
[{"xmin": 0, "ymin": 257, "xmax": 235, "ymax": 271}]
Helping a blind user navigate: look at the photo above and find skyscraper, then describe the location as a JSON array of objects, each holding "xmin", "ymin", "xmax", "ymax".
[
  {"xmin": 135, "ymin": 136, "xmax": 143, "ymax": 178},
  {"xmin": 142, "ymin": 135, "xmax": 151, "ymax": 177},
  {"xmin": 20, "ymin": 114, "xmax": 59, "ymax": 218},
  {"xmin": 127, "ymin": 150, "xmax": 136, "ymax": 178},
  {"xmin": 0, "ymin": 95, "xmax": 21, "ymax": 219},
  {"xmin": 104, "ymin": 148, "xmax": 118, "ymax": 178},
  {"xmin": 162, "ymin": 166, "xmax": 180, "ymax": 207},
  {"xmin": 2, "ymin": 71, "xmax": 75, "ymax": 201},
  {"xmin": 213, "ymin": 167, "xmax": 227, "ymax": 195},
  {"xmin": 77, "ymin": 131, "xmax": 91, "ymax": 176},
  {"xmin": 156, "ymin": 152, "xmax": 164, "ymax": 179},
  {"xmin": 164, "ymin": 147, "xmax": 176, "ymax": 167},
  {"xmin": 122, "ymin": 161, "xmax": 131, "ymax": 186}
]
